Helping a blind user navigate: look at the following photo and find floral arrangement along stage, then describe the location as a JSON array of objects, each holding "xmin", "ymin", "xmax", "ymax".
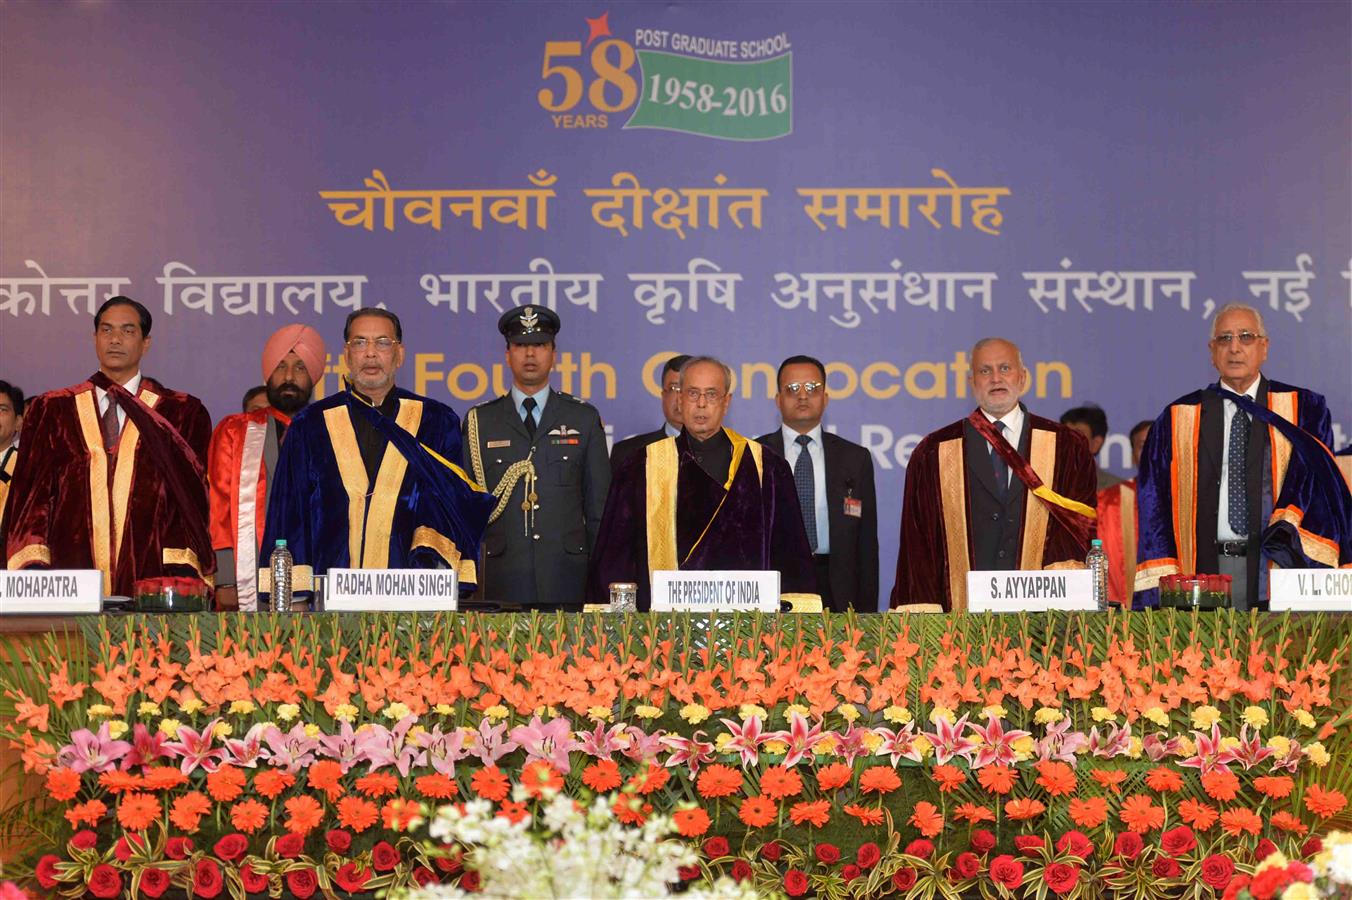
[{"xmin": 0, "ymin": 610, "xmax": 1349, "ymax": 898}]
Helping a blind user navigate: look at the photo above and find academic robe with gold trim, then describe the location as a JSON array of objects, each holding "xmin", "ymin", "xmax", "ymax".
[
  {"xmin": 1097, "ymin": 478, "xmax": 1137, "ymax": 606},
  {"xmin": 207, "ymin": 407, "xmax": 290, "ymax": 610},
  {"xmin": 586, "ymin": 428, "xmax": 816, "ymax": 610},
  {"xmin": 0, "ymin": 445, "xmax": 18, "ymax": 543},
  {"xmin": 260, "ymin": 387, "xmax": 493, "ymax": 594},
  {"xmin": 889, "ymin": 410, "xmax": 1097, "ymax": 612},
  {"xmin": 1, "ymin": 376, "xmax": 213, "ymax": 595}
]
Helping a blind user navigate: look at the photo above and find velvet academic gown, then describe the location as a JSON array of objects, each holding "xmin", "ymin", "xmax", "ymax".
[
  {"xmin": 0, "ymin": 445, "xmax": 16, "ymax": 541},
  {"xmin": 1, "ymin": 375, "xmax": 213, "ymax": 596},
  {"xmin": 207, "ymin": 407, "xmax": 290, "ymax": 610},
  {"xmin": 260, "ymin": 387, "xmax": 494, "ymax": 594},
  {"xmin": 586, "ymin": 428, "xmax": 816, "ymax": 609},
  {"xmin": 1135, "ymin": 378, "xmax": 1348, "ymax": 608},
  {"xmin": 889, "ymin": 409, "xmax": 1097, "ymax": 612}
]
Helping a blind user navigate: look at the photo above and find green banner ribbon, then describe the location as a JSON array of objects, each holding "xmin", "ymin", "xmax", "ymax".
[{"xmin": 625, "ymin": 50, "xmax": 792, "ymax": 141}]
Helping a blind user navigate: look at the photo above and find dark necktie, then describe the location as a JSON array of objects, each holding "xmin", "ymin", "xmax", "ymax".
[
  {"xmin": 1227, "ymin": 400, "xmax": 1249, "ymax": 534},
  {"xmin": 794, "ymin": 434, "xmax": 818, "ymax": 552},
  {"xmin": 522, "ymin": 396, "xmax": 538, "ymax": 438},
  {"xmin": 100, "ymin": 396, "xmax": 121, "ymax": 452},
  {"xmin": 991, "ymin": 420, "xmax": 1009, "ymax": 495}
]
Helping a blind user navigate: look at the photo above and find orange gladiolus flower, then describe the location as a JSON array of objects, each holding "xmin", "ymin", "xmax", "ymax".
[
  {"xmin": 1219, "ymin": 807, "xmax": 1262, "ymax": 836},
  {"xmin": 207, "ymin": 765, "xmax": 247, "ymax": 803},
  {"xmin": 46, "ymin": 767, "xmax": 81, "ymax": 802},
  {"xmin": 355, "ymin": 771, "xmax": 399, "ymax": 798},
  {"xmin": 1004, "ymin": 797, "xmax": 1046, "ymax": 821},
  {"xmin": 14, "ymin": 694, "xmax": 49, "ymax": 733},
  {"xmin": 1305, "ymin": 785, "xmax": 1348, "ymax": 818},
  {"xmin": 1069, "ymin": 797, "xmax": 1108, "ymax": 829},
  {"xmin": 815, "ymin": 762, "xmax": 853, "ymax": 792},
  {"xmin": 117, "ymin": 792, "xmax": 162, "ymax": 831},
  {"xmin": 697, "ymin": 764, "xmax": 743, "ymax": 799},
  {"xmin": 253, "ymin": 769, "xmax": 295, "ymax": 799},
  {"xmin": 283, "ymin": 795, "xmax": 324, "ymax": 834},
  {"xmin": 673, "ymin": 808, "xmax": 712, "ymax": 838},
  {"xmin": 1253, "ymin": 775, "xmax": 1294, "ymax": 800},
  {"xmin": 1144, "ymin": 767, "xmax": 1184, "ymax": 793},
  {"xmin": 909, "ymin": 801, "xmax": 944, "ymax": 837},
  {"xmin": 760, "ymin": 766, "xmax": 804, "ymax": 801},
  {"xmin": 415, "ymin": 773, "xmax": 459, "ymax": 800},
  {"xmin": 1036, "ymin": 761, "xmax": 1077, "ymax": 797},
  {"xmin": 953, "ymin": 803, "xmax": 996, "ymax": 824},
  {"xmin": 97, "ymin": 770, "xmax": 143, "ymax": 794},
  {"xmin": 1270, "ymin": 812, "xmax": 1308, "ymax": 835},
  {"xmin": 738, "ymin": 795, "xmax": 778, "ymax": 828},
  {"xmin": 789, "ymin": 799, "xmax": 831, "ymax": 828},
  {"xmin": 932, "ymin": 764, "xmax": 965, "ymax": 793},
  {"xmin": 628, "ymin": 763, "xmax": 670, "ymax": 796},
  {"xmin": 1177, "ymin": 799, "xmax": 1218, "ymax": 831},
  {"xmin": 230, "ymin": 799, "xmax": 269, "ymax": 834},
  {"xmin": 977, "ymin": 764, "xmax": 1017, "ymax": 796},
  {"xmin": 582, "ymin": 760, "xmax": 622, "ymax": 792},
  {"xmin": 859, "ymin": 766, "xmax": 902, "ymax": 795},
  {"xmin": 336, "ymin": 795, "xmax": 379, "ymax": 832},
  {"xmin": 844, "ymin": 803, "xmax": 885, "ymax": 826},
  {"xmin": 521, "ymin": 761, "xmax": 564, "ymax": 798},
  {"xmin": 307, "ymin": 760, "xmax": 345, "ymax": 801},
  {"xmin": 64, "ymin": 799, "xmax": 107, "ymax": 828},
  {"xmin": 1091, "ymin": 769, "xmax": 1127, "ymax": 794},
  {"xmin": 141, "ymin": 767, "xmax": 188, "ymax": 791},
  {"xmin": 169, "ymin": 791, "xmax": 211, "ymax": 833},
  {"xmin": 1119, "ymin": 794, "xmax": 1165, "ymax": 834},
  {"xmin": 1201, "ymin": 770, "xmax": 1240, "ymax": 803},
  {"xmin": 471, "ymin": 767, "xmax": 510, "ymax": 802}
]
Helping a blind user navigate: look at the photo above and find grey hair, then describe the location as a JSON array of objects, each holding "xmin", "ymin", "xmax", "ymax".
[
  {"xmin": 970, "ymin": 337, "xmax": 1025, "ymax": 372},
  {"xmin": 1210, "ymin": 303, "xmax": 1267, "ymax": 339},
  {"xmin": 679, "ymin": 355, "xmax": 734, "ymax": 394}
]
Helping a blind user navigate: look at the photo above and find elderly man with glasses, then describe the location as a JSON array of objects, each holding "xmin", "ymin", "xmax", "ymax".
[
  {"xmin": 1135, "ymin": 303, "xmax": 1349, "ymax": 610},
  {"xmin": 587, "ymin": 355, "xmax": 815, "ymax": 609}
]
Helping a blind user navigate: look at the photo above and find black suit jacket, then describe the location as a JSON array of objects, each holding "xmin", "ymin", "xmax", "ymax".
[
  {"xmin": 756, "ymin": 429, "xmax": 880, "ymax": 612},
  {"xmin": 610, "ymin": 426, "xmax": 669, "ymax": 471}
]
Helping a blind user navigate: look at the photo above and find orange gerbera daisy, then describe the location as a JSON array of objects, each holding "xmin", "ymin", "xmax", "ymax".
[
  {"xmin": 471, "ymin": 767, "xmax": 510, "ymax": 802},
  {"xmin": 628, "ymin": 763, "xmax": 670, "ymax": 796},
  {"xmin": 815, "ymin": 763, "xmax": 853, "ymax": 792},
  {"xmin": 909, "ymin": 801, "xmax": 943, "ymax": 837},
  {"xmin": 415, "ymin": 773, "xmax": 459, "ymax": 800},
  {"xmin": 1091, "ymin": 769, "xmax": 1128, "ymax": 795},
  {"xmin": 283, "ymin": 795, "xmax": 324, "ymax": 834},
  {"xmin": 1253, "ymin": 775, "xmax": 1294, "ymax": 800},
  {"xmin": 1144, "ymin": 767, "xmax": 1184, "ymax": 793},
  {"xmin": 382, "ymin": 798, "xmax": 421, "ymax": 831},
  {"xmin": 932, "ymin": 764, "xmax": 965, "ymax": 793},
  {"xmin": 207, "ymin": 765, "xmax": 247, "ymax": 803},
  {"xmin": 1119, "ymin": 794, "xmax": 1165, "ymax": 834},
  {"xmin": 141, "ymin": 767, "xmax": 188, "ymax": 791},
  {"xmin": 977, "ymin": 764, "xmax": 1017, "ymax": 796},
  {"xmin": 355, "ymin": 771, "xmax": 399, "ymax": 798},
  {"xmin": 307, "ymin": 760, "xmax": 345, "ymax": 801},
  {"xmin": 1068, "ymin": 797, "xmax": 1108, "ymax": 829},
  {"xmin": 697, "ymin": 764, "xmax": 743, "ymax": 799},
  {"xmin": 117, "ymin": 792, "xmax": 162, "ymax": 831},
  {"xmin": 844, "ymin": 803, "xmax": 885, "ymax": 826},
  {"xmin": 1004, "ymin": 797, "xmax": 1046, "ymax": 821},
  {"xmin": 738, "ymin": 795, "xmax": 778, "ymax": 828},
  {"xmin": 336, "ymin": 795, "xmax": 379, "ymax": 832},
  {"xmin": 46, "ymin": 767, "xmax": 82, "ymax": 802},
  {"xmin": 253, "ymin": 769, "xmax": 295, "ymax": 799},
  {"xmin": 521, "ymin": 761, "xmax": 564, "ymax": 799},
  {"xmin": 1219, "ymin": 807, "xmax": 1262, "ymax": 836},
  {"xmin": 789, "ymin": 799, "xmax": 831, "ymax": 828},
  {"xmin": 1036, "ymin": 761, "xmax": 1076, "ymax": 797},
  {"xmin": 64, "ymin": 799, "xmax": 108, "ymax": 828},
  {"xmin": 673, "ymin": 808, "xmax": 711, "ymax": 838},
  {"xmin": 582, "ymin": 760, "xmax": 622, "ymax": 792},
  {"xmin": 98, "ymin": 770, "xmax": 143, "ymax": 794},
  {"xmin": 1201, "ymin": 770, "xmax": 1240, "ymax": 803},
  {"xmin": 1270, "ymin": 811, "xmax": 1308, "ymax": 835},
  {"xmin": 497, "ymin": 800, "xmax": 530, "ymax": 825},
  {"xmin": 169, "ymin": 792, "xmax": 211, "ymax": 833},
  {"xmin": 612, "ymin": 795, "xmax": 651, "ymax": 826},
  {"xmin": 1305, "ymin": 785, "xmax": 1348, "ymax": 818},
  {"xmin": 230, "ymin": 799, "xmax": 269, "ymax": 833},
  {"xmin": 953, "ymin": 803, "xmax": 996, "ymax": 824},
  {"xmin": 760, "ymin": 765, "xmax": 804, "ymax": 800},
  {"xmin": 1177, "ymin": 799, "xmax": 1218, "ymax": 831},
  {"xmin": 859, "ymin": 766, "xmax": 902, "ymax": 795}
]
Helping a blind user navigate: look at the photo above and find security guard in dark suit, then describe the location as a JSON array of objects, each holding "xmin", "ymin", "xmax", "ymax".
[{"xmin": 461, "ymin": 306, "xmax": 610, "ymax": 609}]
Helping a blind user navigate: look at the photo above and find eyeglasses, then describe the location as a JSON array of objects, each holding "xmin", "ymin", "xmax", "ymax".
[
  {"xmin": 346, "ymin": 337, "xmax": 400, "ymax": 352},
  {"xmin": 683, "ymin": 388, "xmax": 725, "ymax": 404},
  {"xmin": 664, "ymin": 383, "xmax": 684, "ymax": 393},
  {"xmin": 783, "ymin": 382, "xmax": 824, "ymax": 395},
  {"xmin": 1212, "ymin": 331, "xmax": 1265, "ymax": 347}
]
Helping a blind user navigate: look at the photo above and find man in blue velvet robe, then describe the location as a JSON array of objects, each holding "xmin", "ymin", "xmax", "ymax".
[
  {"xmin": 260, "ymin": 310, "xmax": 494, "ymax": 600},
  {"xmin": 587, "ymin": 356, "xmax": 815, "ymax": 609},
  {"xmin": 1135, "ymin": 303, "xmax": 1349, "ymax": 609}
]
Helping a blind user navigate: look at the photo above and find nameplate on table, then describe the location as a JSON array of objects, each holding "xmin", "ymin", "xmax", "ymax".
[
  {"xmin": 967, "ymin": 570, "xmax": 1096, "ymax": 613},
  {"xmin": 324, "ymin": 569, "xmax": 458, "ymax": 612},
  {"xmin": 651, "ymin": 570, "xmax": 781, "ymax": 612},
  {"xmin": 1269, "ymin": 569, "xmax": 1352, "ymax": 612},
  {"xmin": 0, "ymin": 570, "xmax": 102, "ymax": 614}
]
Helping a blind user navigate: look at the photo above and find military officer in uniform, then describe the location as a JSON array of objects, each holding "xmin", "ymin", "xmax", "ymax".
[{"xmin": 461, "ymin": 306, "xmax": 610, "ymax": 609}]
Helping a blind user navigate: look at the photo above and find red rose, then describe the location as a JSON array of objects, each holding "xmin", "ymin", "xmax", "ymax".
[
  {"xmin": 36, "ymin": 854, "xmax": 62, "ymax": 889},
  {"xmin": 1114, "ymin": 832, "xmax": 1144, "ymax": 860},
  {"xmin": 703, "ymin": 836, "xmax": 730, "ymax": 858},
  {"xmin": 435, "ymin": 851, "xmax": 464, "ymax": 875},
  {"xmin": 1302, "ymin": 838, "xmax": 1323, "ymax": 857},
  {"xmin": 1152, "ymin": 857, "xmax": 1182, "ymax": 878},
  {"xmin": 955, "ymin": 851, "xmax": 981, "ymax": 879},
  {"xmin": 240, "ymin": 863, "xmax": 269, "ymax": 894},
  {"xmin": 815, "ymin": 843, "xmax": 841, "ymax": 865},
  {"xmin": 990, "ymin": 854, "xmax": 1024, "ymax": 889},
  {"xmin": 857, "ymin": 842, "xmax": 882, "ymax": 869},
  {"xmin": 334, "ymin": 862, "xmax": 372, "ymax": 892},
  {"xmin": 678, "ymin": 865, "xmax": 701, "ymax": 881},
  {"xmin": 371, "ymin": 840, "xmax": 401, "ymax": 872},
  {"xmin": 761, "ymin": 840, "xmax": 783, "ymax": 862},
  {"xmin": 87, "ymin": 863, "xmax": 122, "ymax": 899},
  {"xmin": 842, "ymin": 864, "xmax": 861, "ymax": 882},
  {"xmin": 1250, "ymin": 867, "xmax": 1293, "ymax": 898},
  {"xmin": 114, "ymin": 834, "xmax": 147, "ymax": 862},
  {"xmin": 892, "ymin": 867, "xmax": 918, "ymax": 891},
  {"xmin": 275, "ymin": 832, "xmax": 305, "ymax": 859},
  {"xmin": 166, "ymin": 836, "xmax": 195, "ymax": 860},
  {"xmin": 1202, "ymin": 854, "xmax": 1235, "ymax": 890},
  {"xmin": 1161, "ymin": 825, "xmax": 1197, "ymax": 857},
  {"xmin": 461, "ymin": 871, "xmax": 481, "ymax": 892},
  {"xmin": 140, "ymin": 867, "xmax": 171, "ymax": 898},
  {"xmin": 971, "ymin": 829, "xmax": 996, "ymax": 854},
  {"xmin": 730, "ymin": 860, "xmax": 753, "ymax": 882},
  {"xmin": 1255, "ymin": 839, "xmax": 1279, "ymax": 861},
  {"xmin": 194, "ymin": 859, "xmax": 224, "ymax": 899},
  {"xmin": 214, "ymin": 833, "xmax": 249, "ymax": 861},
  {"xmin": 413, "ymin": 867, "xmax": 437, "ymax": 887},
  {"xmin": 326, "ymin": 829, "xmax": 353, "ymax": 854},
  {"xmin": 1044, "ymin": 862, "xmax": 1080, "ymax": 895},
  {"xmin": 70, "ymin": 830, "xmax": 98, "ymax": 851},
  {"xmin": 1014, "ymin": 835, "xmax": 1045, "ymax": 856},
  {"xmin": 1056, "ymin": 830, "xmax": 1093, "ymax": 860},
  {"xmin": 286, "ymin": 868, "xmax": 318, "ymax": 899},
  {"xmin": 905, "ymin": 838, "xmax": 934, "ymax": 859},
  {"xmin": 784, "ymin": 869, "xmax": 810, "ymax": 897}
]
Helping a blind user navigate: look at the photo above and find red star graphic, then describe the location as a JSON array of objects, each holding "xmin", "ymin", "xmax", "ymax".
[{"xmin": 585, "ymin": 11, "xmax": 611, "ymax": 47}]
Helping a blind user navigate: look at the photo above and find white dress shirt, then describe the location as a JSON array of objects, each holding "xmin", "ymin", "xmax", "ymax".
[
  {"xmin": 981, "ymin": 404, "xmax": 1025, "ymax": 487},
  {"xmin": 1217, "ymin": 376, "xmax": 1260, "ymax": 541},
  {"xmin": 96, "ymin": 371, "xmax": 143, "ymax": 429},
  {"xmin": 782, "ymin": 423, "xmax": 829, "ymax": 553}
]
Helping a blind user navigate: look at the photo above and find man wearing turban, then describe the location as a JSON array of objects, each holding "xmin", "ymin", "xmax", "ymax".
[{"xmin": 207, "ymin": 324, "xmax": 326, "ymax": 610}]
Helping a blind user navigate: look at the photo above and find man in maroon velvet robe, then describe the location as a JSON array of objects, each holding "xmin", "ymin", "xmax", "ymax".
[
  {"xmin": 1, "ymin": 298, "xmax": 213, "ymax": 596},
  {"xmin": 890, "ymin": 338, "xmax": 1097, "ymax": 612},
  {"xmin": 587, "ymin": 356, "xmax": 815, "ymax": 609}
]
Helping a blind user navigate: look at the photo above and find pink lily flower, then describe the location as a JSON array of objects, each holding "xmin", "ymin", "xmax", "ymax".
[
  {"xmin": 59, "ymin": 722, "xmax": 132, "ymax": 774},
  {"xmin": 719, "ymin": 716, "xmax": 769, "ymax": 769},
  {"xmin": 509, "ymin": 716, "xmax": 580, "ymax": 773},
  {"xmin": 354, "ymin": 716, "xmax": 425, "ymax": 776},
  {"xmin": 119, "ymin": 724, "xmax": 167, "ymax": 771},
  {"xmin": 967, "ymin": 715, "xmax": 1032, "ymax": 769},
  {"xmin": 661, "ymin": 730, "xmax": 715, "ymax": 774},
  {"xmin": 1269, "ymin": 739, "xmax": 1304, "ymax": 774},
  {"xmin": 873, "ymin": 724, "xmax": 924, "ymax": 766},
  {"xmin": 316, "ymin": 720, "xmax": 364, "ymax": 773},
  {"xmin": 261, "ymin": 723, "xmax": 321, "ymax": 774},
  {"xmin": 766, "ymin": 711, "xmax": 826, "ymax": 768},
  {"xmin": 467, "ymin": 718, "xmax": 519, "ymax": 767},
  {"xmin": 223, "ymin": 723, "xmax": 271, "ymax": 768},
  {"xmin": 1178, "ymin": 724, "xmax": 1238, "ymax": 776},
  {"xmin": 1142, "ymin": 731, "xmax": 1185, "ymax": 762},
  {"xmin": 620, "ymin": 726, "xmax": 666, "ymax": 762},
  {"xmin": 833, "ymin": 723, "xmax": 871, "ymax": 765},
  {"xmin": 1230, "ymin": 725, "xmax": 1275, "ymax": 771},
  {"xmin": 922, "ymin": 713, "xmax": 976, "ymax": 766},
  {"xmin": 414, "ymin": 725, "xmax": 469, "ymax": 777},
  {"xmin": 1037, "ymin": 718, "xmax": 1090, "ymax": 766},
  {"xmin": 1088, "ymin": 723, "xmax": 1132, "ymax": 760},
  {"xmin": 163, "ymin": 719, "xmax": 229, "ymax": 775},
  {"xmin": 578, "ymin": 721, "xmax": 628, "ymax": 761}
]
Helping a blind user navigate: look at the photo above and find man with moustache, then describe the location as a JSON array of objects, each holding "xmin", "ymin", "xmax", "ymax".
[
  {"xmin": 207, "ymin": 324, "xmax": 326, "ymax": 611},
  {"xmin": 2, "ymin": 297, "xmax": 214, "ymax": 595},
  {"xmin": 890, "ymin": 337, "xmax": 1097, "ymax": 612},
  {"xmin": 610, "ymin": 354, "xmax": 691, "ymax": 470},
  {"xmin": 261, "ymin": 309, "xmax": 493, "ymax": 600}
]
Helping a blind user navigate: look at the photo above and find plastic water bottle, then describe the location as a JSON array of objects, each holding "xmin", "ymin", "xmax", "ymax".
[
  {"xmin": 270, "ymin": 539, "xmax": 293, "ymax": 613},
  {"xmin": 1086, "ymin": 538, "xmax": 1108, "ymax": 611}
]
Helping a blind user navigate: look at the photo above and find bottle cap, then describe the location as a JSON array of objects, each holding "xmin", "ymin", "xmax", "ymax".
[
  {"xmin": 1092, "ymin": 539, "xmax": 1103, "ymax": 547},
  {"xmin": 275, "ymin": 539, "xmax": 287, "ymax": 549}
]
